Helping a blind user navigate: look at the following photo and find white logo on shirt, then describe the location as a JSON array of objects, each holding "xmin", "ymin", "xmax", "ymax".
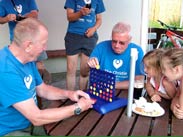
[
  {"xmin": 24, "ymin": 75, "xmax": 32, "ymax": 89},
  {"xmin": 84, "ymin": 0, "xmax": 91, "ymax": 4},
  {"xmin": 113, "ymin": 59, "xmax": 123, "ymax": 69},
  {"xmin": 15, "ymin": 4, "xmax": 22, "ymax": 14}
]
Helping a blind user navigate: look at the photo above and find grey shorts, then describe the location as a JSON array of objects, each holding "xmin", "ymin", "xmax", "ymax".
[
  {"xmin": 37, "ymin": 51, "xmax": 48, "ymax": 61},
  {"xmin": 64, "ymin": 32, "xmax": 98, "ymax": 56},
  {"xmin": 4, "ymin": 125, "xmax": 47, "ymax": 136}
]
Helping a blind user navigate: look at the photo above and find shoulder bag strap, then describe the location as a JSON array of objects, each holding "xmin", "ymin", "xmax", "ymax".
[{"xmin": 10, "ymin": 0, "xmax": 20, "ymax": 14}]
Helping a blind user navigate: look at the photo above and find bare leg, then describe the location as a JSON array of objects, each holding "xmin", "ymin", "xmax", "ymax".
[
  {"xmin": 66, "ymin": 54, "xmax": 79, "ymax": 90},
  {"xmin": 79, "ymin": 53, "xmax": 90, "ymax": 90},
  {"xmin": 36, "ymin": 61, "xmax": 52, "ymax": 108},
  {"xmin": 36, "ymin": 61, "xmax": 51, "ymax": 84}
]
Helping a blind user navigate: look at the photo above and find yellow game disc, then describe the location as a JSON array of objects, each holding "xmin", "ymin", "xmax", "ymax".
[{"xmin": 96, "ymin": 64, "xmax": 100, "ymax": 69}]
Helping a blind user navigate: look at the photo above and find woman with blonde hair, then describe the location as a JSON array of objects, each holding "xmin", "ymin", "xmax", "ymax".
[
  {"xmin": 160, "ymin": 48, "xmax": 183, "ymax": 119},
  {"xmin": 143, "ymin": 48, "xmax": 177, "ymax": 102}
]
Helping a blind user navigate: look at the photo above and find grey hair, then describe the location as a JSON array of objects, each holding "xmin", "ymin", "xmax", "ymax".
[
  {"xmin": 112, "ymin": 22, "xmax": 131, "ymax": 34},
  {"xmin": 13, "ymin": 18, "xmax": 47, "ymax": 46}
]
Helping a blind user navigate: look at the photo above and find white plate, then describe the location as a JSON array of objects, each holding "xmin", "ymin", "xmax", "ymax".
[{"xmin": 132, "ymin": 103, "xmax": 165, "ymax": 117}]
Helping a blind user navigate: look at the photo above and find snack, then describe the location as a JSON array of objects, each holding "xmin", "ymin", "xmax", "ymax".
[
  {"xmin": 134, "ymin": 96, "xmax": 147, "ymax": 108},
  {"xmin": 132, "ymin": 97, "xmax": 165, "ymax": 117},
  {"xmin": 135, "ymin": 107, "xmax": 143, "ymax": 112}
]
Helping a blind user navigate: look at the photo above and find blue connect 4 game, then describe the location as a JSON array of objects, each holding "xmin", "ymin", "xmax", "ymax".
[{"xmin": 87, "ymin": 68, "xmax": 128, "ymax": 114}]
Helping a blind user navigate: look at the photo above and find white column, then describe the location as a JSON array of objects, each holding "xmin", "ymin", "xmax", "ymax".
[
  {"xmin": 140, "ymin": 0, "xmax": 149, "ymax": 53},
  {"xmin": 127, "ymin": 48, "xmax": 138, "ymax": 117}
]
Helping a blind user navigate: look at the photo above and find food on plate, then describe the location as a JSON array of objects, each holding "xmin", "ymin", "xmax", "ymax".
[
  {"xmin": 133, "ymin": 97, "xmax": 164, "ymax": 117},
  {"xmin": 135, "ymin": 107, "xmax": 143, "ymax": 112},
  {"xmin": 134, "ymin": 96, "xmax": 147, "ymax": 108}
]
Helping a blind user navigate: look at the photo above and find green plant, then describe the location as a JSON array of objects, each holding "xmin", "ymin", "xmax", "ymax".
[{"xmin": 168, "ymin": 16, "xmax": 182, "ymax": 30}]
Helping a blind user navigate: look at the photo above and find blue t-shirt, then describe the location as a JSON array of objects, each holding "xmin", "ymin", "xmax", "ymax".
[
  {"xmin": 0, "ymin": 0, "xmax": 38, "ymax": 42},
  {"xmin": 90, "ymin": 40, "xmax": 144, "ymax": 81},
  {"xmin": 0, "ymin": 46, "xmax": 42, "ymax": 136},
  {"xmin": 64, "ymin": 0, "xmax": 105, "ymax": 35}
]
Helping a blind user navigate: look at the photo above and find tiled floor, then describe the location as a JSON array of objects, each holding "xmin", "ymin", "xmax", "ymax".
[{"xmin": 50, "ymin": 71, "xmax": 80, "ymax": 88}]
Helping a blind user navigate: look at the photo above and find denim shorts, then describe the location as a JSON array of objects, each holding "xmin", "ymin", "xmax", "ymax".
[{"xmin": 64, "ymin": 32, "xmax": 98, "ymax": 56}]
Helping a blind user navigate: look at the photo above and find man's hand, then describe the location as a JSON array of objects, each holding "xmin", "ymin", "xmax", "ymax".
[
  {"xmin": 85, "ymin": 27, "xmax": 95, "ymax": 37},
  {"xmin": 80, "ymin": 7, "xmax": 91, "ymax": 16},
  {"xmin": 87, "ymin": 57, "xmax": 100, "ymax": 69},
  {"xmin": 68, "ymin": 90, "xmax": 96, "ymax": 112},
  {"xmin": 77, "ymin": 97, "xmax": 96, "ymax": 112},
  {"xmin": 6, "ymin": 14, "xmax": 16, "ymax": 22},
  {"xmin": 69, "ymin": 90, "xmax": 90, "ymax": 102}
]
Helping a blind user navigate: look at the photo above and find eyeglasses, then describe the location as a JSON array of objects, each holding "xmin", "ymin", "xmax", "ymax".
[{"xmin": 112, "ymin": 39, "xmax": 129, "ymax": 45}]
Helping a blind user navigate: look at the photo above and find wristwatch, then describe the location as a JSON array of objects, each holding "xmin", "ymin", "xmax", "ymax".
[{"xmin": 74, "ymin": 103, "xmax": 82, "ymax": 115}]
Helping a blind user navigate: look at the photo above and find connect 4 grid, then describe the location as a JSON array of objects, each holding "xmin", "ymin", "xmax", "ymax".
[
  {"xmin": 88, "ymin": 68, "xmax": 115, "ymax": 102},
  {"xmin": 87, "ymin": 68, "xmax": 128, "ymax": 114}
]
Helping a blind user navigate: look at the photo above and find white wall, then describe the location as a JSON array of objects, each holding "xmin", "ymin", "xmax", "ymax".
[
  {"xmin": 0, "ymin": 24, "xmax": 10, "ymax": 46},
  {"xmin": 37, "ymin": 0, "xmax": 143, "ymax": 50},
  {"xmin": 99, "ymin": 0, "xmax": 142, "ymax": 44},
  {"xmin": 36, "ymin": 0, "xmax": 67, "ymax": 50},
  {"xmin": 0, "ymin": 0, "xmax": 147, "ymax": 73}
]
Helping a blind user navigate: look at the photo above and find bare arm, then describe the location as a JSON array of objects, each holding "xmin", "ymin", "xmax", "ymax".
[
  {"xmin": 93, "ymin": 14, "xmax": 102, "ymax": 31},
  {"xmin": 0, "ymin": 14, "xmax": 16, "ymax": 24},
  {"xmin": 87, "ymin": 57, "xmax": 99, "ymax": 69},
  {"xmin": 13, "ymin": 83, "xmax": 94, "ymax": 126},
  {"xmin": 145, "ymin": 77, "xmax": 162, "ymax": 102},
  {"xmin": 179, "ymin": 83, "xmax": 183, "ymax": 110},
  {"xmin": 13, "ymin": 97, "xmax": 94, "ymax": 126},
  {"xmin": 115, "ymin": 80, "xmax": 129, "ymax": 90},
  {"xmin": 0, "ymin": 10, "xmax": 38, "ymax": 24},
  {"xmin": 66, "ymin": 7, "xmax": 90, "ymax": 22},
  {"xmin": 24, "ymin": 10, "xmax": 38, "ymax": 18},
  {"xmin": 171, "ymin": 90, "xmax": 183, "ymax": 119},
  {"xmin": 85, "ymin": 13, "xmax": 102, "ymax": 37},
  {"xmin": 171, "ymin": 79, "xmax": 183, "ymax": 119},
  {"xmin": 115, "ymin": 75, "xmax": 144, "ymax": 90},
  {"xmin": 146, "ymin": 77, "xmax": 156, "ymax": 97},
  {"xmin": 159, "ymin": 78, "xmax": 177, "ymax": 99},
  {"xmin": 36, "ymin": 83, "xmax": 90, "ymax": 101}
]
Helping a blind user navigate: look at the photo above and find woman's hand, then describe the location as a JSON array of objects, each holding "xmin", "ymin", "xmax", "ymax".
[{"xmin": 172, "ymin": 103, "xmax": 183, "ymax": 119}]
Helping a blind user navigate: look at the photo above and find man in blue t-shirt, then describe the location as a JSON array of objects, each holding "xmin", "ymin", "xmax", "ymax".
[
  {"xmin": 0, "ymin": 18, "xmax": 95, "ymax": 136},
  {"xmin": 0, "ymin": 0, "xmax": 51, "ymax": 84},
  {"xmin": 87, "ymin": 22, "xmax": 144, "ymax": 90},
  {"xmin": 64, "ymin": 0, "xmax": 105, "ymax": 91}
]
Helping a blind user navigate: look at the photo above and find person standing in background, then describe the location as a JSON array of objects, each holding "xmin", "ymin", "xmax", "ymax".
[
  {"xmin": 64, "ymin": 0, "xmax": 105, "ymax": 90},
  {"xmin": 0, "ymin": 0, "xmax": 51, "ymax": 84}
]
